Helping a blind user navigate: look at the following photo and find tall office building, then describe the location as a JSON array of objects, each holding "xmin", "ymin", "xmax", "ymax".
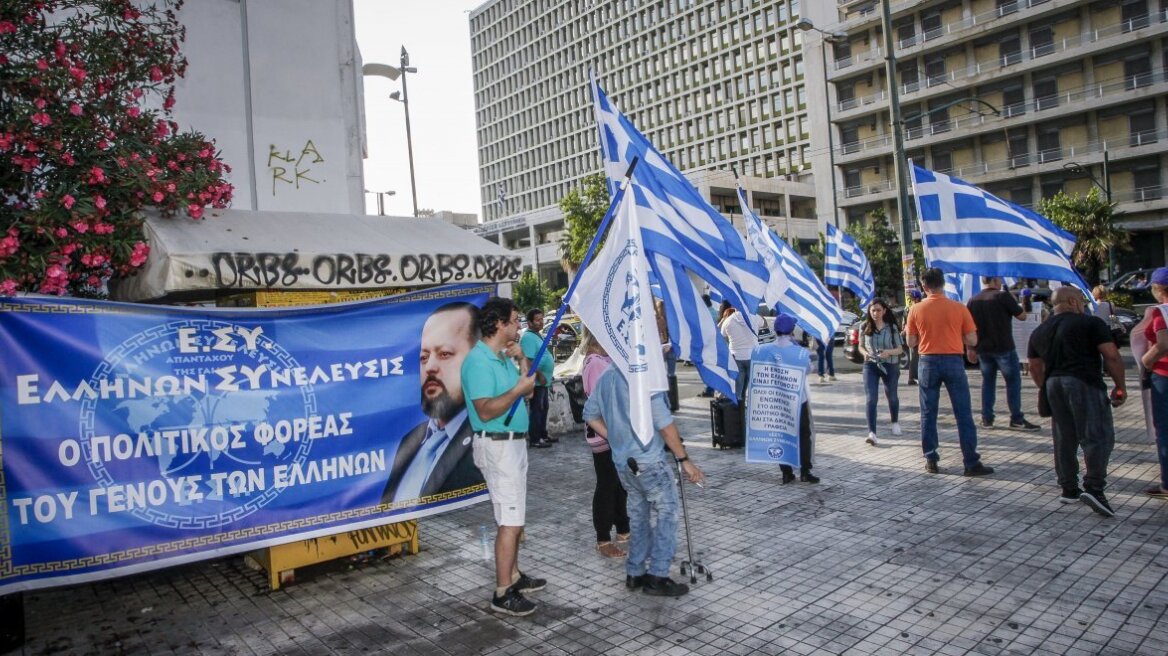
[
  {"xmin": 468, "ymin": 0, "xmax": 821, "ymax": 285},
  {"xmin": 806, "ymin": 0, "xmax": 1168, "ymax": 272}
]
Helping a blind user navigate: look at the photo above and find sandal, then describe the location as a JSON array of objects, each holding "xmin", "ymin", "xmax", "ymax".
[
  {"xmin": 596, "ymin": 541, "xmax": 626, "ymax": 558},
  {"xmin": 1144, "ymin": 485, "xmax": 1168, "ymax": 499},
  {"xmin": 615, "ymin": 532, "xmax": 630, "ymax": 544}
]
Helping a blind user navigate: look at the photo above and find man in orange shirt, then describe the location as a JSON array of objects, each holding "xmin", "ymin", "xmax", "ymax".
[{"xmin": 905, "ymin": 268, "xmax": 994, "ymax": 476}]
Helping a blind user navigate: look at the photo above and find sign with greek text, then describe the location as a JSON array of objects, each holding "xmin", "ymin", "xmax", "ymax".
[
  {"xmin": 745, "ymin": 341, "xmax": 809, "ymax": 467},
  {"xmin": 0, "ymin": 285, "xmax": 491, "ymax": 594}
]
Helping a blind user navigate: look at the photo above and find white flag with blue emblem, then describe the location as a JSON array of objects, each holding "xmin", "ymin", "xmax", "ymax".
[
  {"xmin": 911, "ymin": 162, "xmax": 1091, "ymax": 298},
  {"xmin": 569, "ymin": 183, "xmax": 668, "ymax": 446},
  {"xmin": 825, "ymin": 222, "xmax": 876, "ymax": 307},
  {"xmin": 738, "ymin": 187, "xmax": 842, "ymax": 344}
]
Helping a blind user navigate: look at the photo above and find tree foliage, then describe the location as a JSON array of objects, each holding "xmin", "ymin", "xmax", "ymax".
[
  {"xmin": 558, "ymin": 172, "xmax": 610, "ymax": 270},
  {"xmin": 512, "ymin": 271, "xmax": 562, "ymax": 314},
  {"xmin": 1037, "ymin": 188, "xmax": 1129, "ymax": 285},
  {"xmin": 845, "ymin": 208, "xmax": 904, "ymax": 303},
  {"xmin": 0, "ymin": 0, "xmax": 233, "ymax": 296}
]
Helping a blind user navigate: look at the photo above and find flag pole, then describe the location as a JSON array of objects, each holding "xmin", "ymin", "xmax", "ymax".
[{"xmin": 503, "ymin": 157, "xmax": 640, "ymax": 425}]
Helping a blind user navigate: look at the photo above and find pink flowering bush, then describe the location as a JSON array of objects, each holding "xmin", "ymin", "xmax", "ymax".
[{"xmin": 0, "ymin": 0, "xmax": 233, "ymax": 296}]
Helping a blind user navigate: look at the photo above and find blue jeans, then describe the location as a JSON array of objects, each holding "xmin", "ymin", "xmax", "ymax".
[
  {"xmin": 615, "ymin": 459, "xmax": 679, "ymax": 578},
  {"xmin": 918, "ymin": 355, "xmax": 981, "ymax": 468},
  {"xmin": 978, "ymin": 350, "xmax": 1024, "ymax": 424},
  {"xmin": 816, "ymin": 340, "xmax": 835, "ymax": 376},
  {"xmin": 863, "ymin": 362, "xmax": 900, "ymax": 433},
  {"xmin": 1151, "ymin": 374, "xmax": 1168, "ymax": 488},
  {"xmin": 734, "ymin": 358, "xmax": 751, "ymax": 402}
]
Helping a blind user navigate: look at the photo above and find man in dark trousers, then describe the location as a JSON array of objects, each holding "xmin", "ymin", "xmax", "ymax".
[
  {"xmin": 905, "ymin": 268, "xmax": 993, "ymax": 476},
  {"xmin": 1027, "ymin": 287, "xmax": 1127, "ymax": 517},
  {"xmin": 520, "ymin": 308, "xmax": 555, "ymax": 448},
  {"xmin": 967, "ymin": 276, "xmax": 1040, "ymax": 431},
  {"xmin": 382, "ymin": 303, "xmax": 483, "ymax": 504}
]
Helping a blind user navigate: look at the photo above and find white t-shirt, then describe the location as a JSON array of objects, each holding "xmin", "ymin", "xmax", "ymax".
[{"xmin": 720, "ymin": 311, "xmax": 759, "ymax": 360}]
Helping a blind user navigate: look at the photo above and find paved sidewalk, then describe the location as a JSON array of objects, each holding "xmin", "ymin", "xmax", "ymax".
[{"xmin": 11, "ymin": 367, "xmax": 1168, "ymax": 656}]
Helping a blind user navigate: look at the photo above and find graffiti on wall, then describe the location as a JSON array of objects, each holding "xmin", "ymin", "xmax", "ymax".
[{"xmin": 268, "ymin": 140, "xmax": 325, "ymax": 196}]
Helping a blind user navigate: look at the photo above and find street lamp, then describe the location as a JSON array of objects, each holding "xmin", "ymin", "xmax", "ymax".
[
  {"xmin": 795, "ymin": 19, "xmax": 848, "ymax": 228},
  {"xmin": 362, "ymin": 46, "xmax": 419, "ymax": 217},
  {"xmin": 1064, "ymin": 152, "xmax": 1115, "ymax": 278},
  {"xmin": 364, "ymin": 189, "xmax": 397, "ymax": 216}
]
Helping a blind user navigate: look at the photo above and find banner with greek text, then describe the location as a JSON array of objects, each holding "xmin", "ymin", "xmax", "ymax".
[
  {"xmin": 744, "ymin": 341, "xmax": 809, "ymax": 468},
  {"xmin": 0, "ymin": 285, "xmax": 491, "ymax": 594}
]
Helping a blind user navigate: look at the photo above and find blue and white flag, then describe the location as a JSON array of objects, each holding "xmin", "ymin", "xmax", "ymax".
[
  {"xmin": 569, "ymin": 183, "xmax": 668, "ymax": 446},
  {"xmin": 825, "ymin": 222, "xmax": 875, "ymax": 307},
  {"xmin": 590, "ymin": 75, "xmax": 771, "ymax": 397},
  {"xmin": 911, "ymin": 162, "xmax": 1091, "ymax": 298},
  {"xmin": 944, "ymin": 272, "xmax": 1020, "ymax": 302},
  {"xmin": 736, "ymin": 185, "xmax": 789, "ymax": 307},
  {"xmin": 738, "ymin": 187, "xmax": 843, "ymax": 344}
]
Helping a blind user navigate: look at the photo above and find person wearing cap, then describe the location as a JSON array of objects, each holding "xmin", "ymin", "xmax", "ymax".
[
  {"xmin": 905, "ymin": 268, "xmax": 994, "ymax": 476},
  {"xmin": 769, "ymin": 314, "xmax": 819, "ymax": 483},
  {"xmin": 1139, "ymin": 267, "xmax": 1168, "ymax": 500},
  {"xmin": 1028, "ymin": 287, "xmax": 1127, "ymax": 517},
  {"xmin": 967, "ymin": 277, "xmax": 1041, "ymax": 432}
]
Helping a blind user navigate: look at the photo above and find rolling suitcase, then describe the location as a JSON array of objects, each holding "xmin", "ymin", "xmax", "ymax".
[{"xmin": 709, "ymin": 397, "xmax": 744, "ymax": 449}]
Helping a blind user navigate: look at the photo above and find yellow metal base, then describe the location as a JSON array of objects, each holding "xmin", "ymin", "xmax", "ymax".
[{"xmin": 249, "ymin": 520, "xmax": 419, "ymax": 590}]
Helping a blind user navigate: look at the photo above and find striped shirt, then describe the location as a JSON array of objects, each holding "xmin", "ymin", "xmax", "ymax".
[{"xmin": 861, "ymin": 324, "xmax": 902, "ymax": 364}]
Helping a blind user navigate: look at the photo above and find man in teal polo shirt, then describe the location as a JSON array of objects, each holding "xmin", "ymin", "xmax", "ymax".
[
  {"xmin": 462, "ymin": 296, "xmax": 544, "ymax": 617},
  {"xmin": 520, "ymin": 308, "xmax": 555, "ymax": 448}
]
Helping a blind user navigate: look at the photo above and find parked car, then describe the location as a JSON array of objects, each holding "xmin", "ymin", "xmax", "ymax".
[
  {"xmin": 1110, "ymin": 306, "xmax": 1138, "ymax": 346},
  {"xmin": 832, "ymin": 311, "xmax": 858, "ymax": 345},
  {"xmin": 1109, "ymin": 268, "xmax": 1158, "ymax": 310},
  {"xmin": 843, "ymin": 308, "xmax": 909, "ymax": 367}
]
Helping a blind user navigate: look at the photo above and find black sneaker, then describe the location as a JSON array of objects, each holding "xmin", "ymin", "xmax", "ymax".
[
  {"xmin": 1060, "ymin": 488, "xmax": 1083, "ymax": 504},
  {"xmin": 1009, "ymin": 419, "xmax": 1041, "ymax": 432},
  {"xmin": 1080, "ymin": 490, "xmax": 1115, "ymax": 518},
  {"xmin": 964, "ymin": 463, "xmax": 994, "ymax": 477},
  {"xmin": 980, "ymin": 418, "xmax": 993, "ymax": 428},
  {"xmin": 925, "ymin": 459, "xmax": 939, "ymax": 474},
  {"xmin": 626, "ymin": 574, "xmax": 647, "ymax": 590},
  {"xmin": 529, "ymin": 440, "xmax": 552, "ymax": 449},
  {"xmin": 641, "ymin": 575, "xmax": 690, "ymax": 597},
  {"xmin": 490, "ymin": 588, "xmax": 536, "ymax": 616},
  {"xmin": 511, "ymin": 571, "xmax": 546, "ymax": 593}
]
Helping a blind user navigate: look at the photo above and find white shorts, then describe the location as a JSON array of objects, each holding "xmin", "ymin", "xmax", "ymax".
[{"xmin": 472, "ymin": 436, "xmax": 528, "ymax": 526}]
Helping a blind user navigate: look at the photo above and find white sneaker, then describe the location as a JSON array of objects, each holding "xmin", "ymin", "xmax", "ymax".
[
  {"xmin": 828, "ymin": 375, "xmax": 837, "ymax": 382},
  {"xmin": 891, "ymin": 422, "xmax": 903, "ymax": 436},
  {"xmin": 818, "ymin": 375, "xmax": 826, "ymax": 384},
  {"xmin": 866, "ymin": 432, "xmax": 879, "ymax": 446}
]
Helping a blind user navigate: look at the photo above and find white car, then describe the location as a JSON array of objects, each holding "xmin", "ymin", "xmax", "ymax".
[{"xmin": 833, "ymin": 311, "xmax": 858, "ymax": 345}]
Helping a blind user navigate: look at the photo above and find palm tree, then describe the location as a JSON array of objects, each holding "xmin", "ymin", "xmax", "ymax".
[{"xmin": 1037, "ymin": 188, "xmax": 1130, "ymax": 285}]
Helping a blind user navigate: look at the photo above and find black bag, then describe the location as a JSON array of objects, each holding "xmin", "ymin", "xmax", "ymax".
[
  {"xmin": 563, "ymin": 375, "xmax": 586, "ymax": 424},
  {"xmin": 710, "ymin": 397, "xmax": 744, "ymax": 449}
]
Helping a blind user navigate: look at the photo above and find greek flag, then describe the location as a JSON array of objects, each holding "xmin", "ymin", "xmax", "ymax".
[
  {"xmin": 738, "ymin": 187, "xmax": 843, "ymax": 344},
  {"xmin": 944, "ymin": 273, "xmax": 1020, "ymax": 302},
  {"xmin": 825, "ymin": 222, "xmax": 875, "ymax": 307},
  {"xmin": 569, "ymin": 182, "xmax": 668, "ymax": 446},
  {"xmin": 911, "ymin": 163, "xmax": 1091, "ymax": 297},
  {"xmin": 591, "ymin": 74, "xmax": 771, "ymax": 396}
]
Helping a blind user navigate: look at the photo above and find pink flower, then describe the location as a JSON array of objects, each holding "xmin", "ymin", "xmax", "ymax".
[
  {"xmin": 155, "ymin": 120, "xmax": 169, "ymax": 138},
  {"xmin": 0, "ymin": 21, "xmax": 17, "ymax": 35},
  {"xmin": 0, "ymin": 133, "xmax": 12, "ymax": 151},
  {"xmin": 87, "ymin": 166, "xmax": 105, "ymax": 184},
  {"xmin": 69, "ymin": 103, "xmax": 82, "ymax": 116},
  {"xmin": 71, "ymin": 221, "xmax": 88, "ymax": 234},
  {"xmin": 0, "ymin": 279, "xmax": 18, "ymax": 296},
  {"xmin": 30, "ymin": 112, "xmax": 51, "ymax": 127},
  {"xmin": 35, "ymin": 58, "xmax": 48, "ymax": 71},
  {"xmin": 55, "ymin": 227, "xmax": 68, "ymax": 237},
  {"xmin": 149, "ymin": 66, "xmax": 163, "ymax": 82},
  {"xmin": 61, "ymin": 194, "xmax": 75, "ymax": 209},
  {"xmin": 46, "ymin": 264, "xmax": 65, "ymax": 280},
  {"xmin": 126, "ymin": 106, "xmax": 140, "ymax": 118},
  {"xmin": 94, "ymin": 195, "xmax": 106, "ymax": 210},
  {"xmin": 129, "ymin": 242, "xmax": 150, "ymax": 267},
  {"xmin": 60, "ymin": 152, "xmax": 75, "ymax": 166},
  {"xmin": 152, "ymin": 191, "xmax": 164, "ymax": 202},
  {"xmin": 187, "ymin": 204, "xmax": 204, "ymax": 219},
  {"xmin": 93, "ymin": 222, "xmax": 113, "ymax": 235},
  {"xmin": 68, "ymin": 66, "xmax": 86, "ymax": 82},
  {"xmin": 33, "ymin": 98, "xmax": 46, "ymax": 109},
  {"xmin": 86, "ymin": 275, "xmax": 101, "ymax": 288}
]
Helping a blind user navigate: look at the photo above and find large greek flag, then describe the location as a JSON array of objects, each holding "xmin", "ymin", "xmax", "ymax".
[
  {"xmin": 569, "ymin": 183, "xmax": 668, "ymax": 446},
  {"xmin": 825, "ymin": 222, "xmax": 875, "ymax": 307},
  {"xmin": 911, "ymin": 163, "xmax": 1091, "ymax": 297},
  {"xmin": 591, "ymin": 74, "xmax": 772, "ymax": 396},
  {"xmin": 738, "ymin": 187, "xmax": 843, "ymax": 344}
]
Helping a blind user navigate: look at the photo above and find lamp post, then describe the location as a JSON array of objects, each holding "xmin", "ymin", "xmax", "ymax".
[
  {"xmin": 364, "ymin": 189, "xmax": 397, "ymax": 216},
  {"xmin": 1064, "ymin": 151, "xmax": 1115, "ymax": 278},
  {"xmin": 795, "ymin": 19, "xmax": 848, "ymax": 228},
  {"xmin": 362, "ymin": 47, "xmax": 419, "ymax": 217}
]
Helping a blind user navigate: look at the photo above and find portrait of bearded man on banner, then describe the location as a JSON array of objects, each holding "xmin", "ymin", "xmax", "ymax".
[{"xmin": 382, "ymin": 302, "xmax": 484, "ymax": 504}]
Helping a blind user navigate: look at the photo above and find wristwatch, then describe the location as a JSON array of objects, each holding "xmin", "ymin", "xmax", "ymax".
[{"xmin": 676, "ymin": 455, "xmax": 689, "ymax": 463}]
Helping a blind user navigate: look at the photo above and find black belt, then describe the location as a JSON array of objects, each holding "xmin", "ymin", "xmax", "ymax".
[{"xmin": 475, "ymin": 431, "xmax": 528, "ymax": 441}]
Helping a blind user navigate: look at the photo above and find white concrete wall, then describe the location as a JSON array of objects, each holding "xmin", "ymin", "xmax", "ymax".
[{"xmin": 170, "ymin": 0, "xmax": 364, "ymax": 214}]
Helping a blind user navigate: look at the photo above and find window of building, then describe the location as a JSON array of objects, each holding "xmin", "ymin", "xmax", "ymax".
[
  {"xmin": 932, "ymin": 150, "xmax": 952, "ymax": 173},
  {"xmin": 1125, "ymin": 56, "xmax": 1153, "ymax": 89},
  {"xmin": 925, "ymin": 54, "xmax": 947, "ymax": 87},
  {"xmin": 1033, "ymin": 76, "xmax": 1059, "ymax": 110},
  {"xmin": 1036, "ymin": 126, "xmax": 1061, "ymax": 163},
  {"xmin": 1133, "ymin": 165, "xmax": 1162, "ymax": 200},
  {"xmin": 1029, "ymin": 26, "xmax": 1054, "ymax": 57},
  {"xmin": 1123, "ymin": 0, "xmax": 1151, "ymax": 32},
  {"xmin": 1131, "ymin": 109, "xmax": 1158, "ymax": 145},
  {"xmin": 1003, "ymin": 85, "xmax": 1025, "ymax": 117},
  {"xmin": 1007, "ymin": 128, "xmax": 1029, "ymax": 167},
  {"xmin": 1040, "ymin": 179, "xmax": 1064, "ymax": 200},
  {"xmin": 1000, "ymin": 33, "xmax": 1021, "ymax": 66}
]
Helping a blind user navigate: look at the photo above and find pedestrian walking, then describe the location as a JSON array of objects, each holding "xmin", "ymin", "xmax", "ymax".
[
  {"xmin": 583, "ymin": 367, "xmax": 705, "ymax": 597},
  {"xmin": 580, "ymin": 333, "xmax": 630, "ymax": 558},
  {"xmin": 1138, "ymin": 267, "xmax": 1168, "ymax": 500},
  {"xmin": 815, "ymin": 337, "xmax": 836, "ymax": 383},
  {"xmin": 967, "ymin": 276, "xmax": 1040, "ymax": 431},
  {"xmin": 520, "ymin": 308, "xmax": 555, "ymax": 448},
  {"xmin": 1028, "ymin": 287, "xmax": 1127, "ymax": 517},
  {"xmin": 905, "ymin": 268, "xmax": 993, "ymax": 476},
  {"xmin": 858, "ymin": 298, "xmax": 903, "ymax": 446},
  {"xmin": 461, "ymin": 297, "xmax": 545, "ymax": 617}
]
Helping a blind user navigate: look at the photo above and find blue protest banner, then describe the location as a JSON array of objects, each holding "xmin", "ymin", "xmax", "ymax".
[
  {"xmin": 0, "ymin": 285, "xmax": 491, "ymax": 594},
  {"xmin": 744, "ymin": 341, "xmax": 809, "ymax": 467}
]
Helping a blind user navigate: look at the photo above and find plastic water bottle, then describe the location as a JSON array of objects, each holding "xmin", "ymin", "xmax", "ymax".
[{"xmin": 479, "ymin": 525, "xmax": 490, "ymax": 560}]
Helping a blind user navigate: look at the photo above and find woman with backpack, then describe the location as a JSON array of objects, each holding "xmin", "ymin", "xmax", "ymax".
[{"xmin": 858, "ymin": 298, "xmax": 904, "ymax": 446}]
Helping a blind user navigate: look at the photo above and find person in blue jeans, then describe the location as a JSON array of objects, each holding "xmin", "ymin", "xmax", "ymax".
[
  {"xmin": 858, "ymin": 299, "xmax": 903, "ymax": 446},
  {"xmin": 905, "ymin": 268, "xmax": 994, "ymax": 476},
  {"xmin": 966, "ymin": 277, "xmax": 1040, "ymax": 431},
  {"xmin": 815, "ymin": 338, "xmax": 836, "ymax": 383},
  {"xmin": 583, "ymin": 367, "xmax": 705, "ymax": 598}
]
